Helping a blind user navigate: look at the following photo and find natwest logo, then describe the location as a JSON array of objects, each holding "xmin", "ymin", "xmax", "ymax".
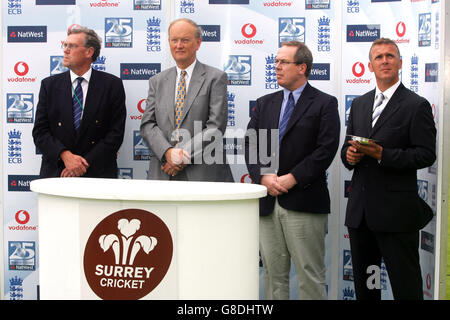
[
  {"xmin": 120, "ymin": 63, "xmax": 160, "ymax": 80},
  {"xmin": 346, "ymin": 62, "xmax": 371, "ymax": 84},
  {"xmin": 8, "ymin": 26, "xmax": 47, "ymax": 42},
  {"xmin": 234, "ymin": 23, "xmax": 263, "ymax": 45},
  {"xmin": 8, "ymin": 62, "xmax": 37, "ymax": 83},
  {"xmin": 83, "ymin": 209, "xmax": 173, "ymax": 300},
  {"xmin": 347, "ymin": 24, "xmax": 380, "ymax": 42}
]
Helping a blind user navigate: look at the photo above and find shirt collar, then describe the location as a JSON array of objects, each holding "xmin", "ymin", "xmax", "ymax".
[
  {"xmin": 176, "ymin": 60, "xmax": 196, "ymax": 78},
  {"xmin": 283, "ymin": 81, "xmax": 307, "ymax": 103},
  {"xmin": 375, "ymin": 80, "xmax": 401, "ymax": 101},
  {"xmin": 70, "ymin": 68, "xmax": 92, "ymax": 84}
]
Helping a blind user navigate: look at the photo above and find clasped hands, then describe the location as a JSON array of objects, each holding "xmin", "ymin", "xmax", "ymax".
[
  {"xmin": 346, "ymin": 140, "xmax": 383, "ymax": 164},
  {"xmin": 60, "ymin": 150, "xmax": 89, "ymax": 177},
  {"xmin": 261, "ymin": 173, "xmax": 297, "ymax": 197},
  {"xmin": 161, "ymin": 147, "xmax": 191, "ymax": 177}
]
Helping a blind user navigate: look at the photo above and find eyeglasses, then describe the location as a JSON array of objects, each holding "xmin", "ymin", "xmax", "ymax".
[
  {"xmin": 61, "ymin": 42, "xmax": 84, "ymax": 50},
  {"xmin": 274, "ymin": 59, "xmax": 299, "ymax": 66}
]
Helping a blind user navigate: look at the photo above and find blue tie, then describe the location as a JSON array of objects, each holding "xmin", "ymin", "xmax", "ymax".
[
  {"xmin": 73, "ymin": 77, "xmax": 83, "ymax": 132},
  {"xmin": 279, "ymin": 92, "xmax": 295, "ymax": 144}
]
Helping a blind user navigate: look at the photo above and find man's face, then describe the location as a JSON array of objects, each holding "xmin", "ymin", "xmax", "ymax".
[
  {"xmin": 62, "ymin": 33, "xmax": 92, "ymax": 70},
  {"xmin": 368, "ymin": 43, "xmax": 402, "ymax": 87},
  {"xmin": 275, "ymin": 45, "xmax": 305, "ymax": 91},
  {"xmin": 168, "ymin": 21, "xmax": 201, "ymax": 69}
]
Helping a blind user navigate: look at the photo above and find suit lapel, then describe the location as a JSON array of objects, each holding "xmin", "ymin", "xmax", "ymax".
[
  {"xmin": 282, "ymin": 83, "xmax": 314, "ymax": 135},
  {"xmin": 271, "ymin": 91, "xmax": 284, "ymax": 130},
  {"xmin": 180, "ymin": 61, "xmax": 205, "ymax": 126},
  {"xmin": 58, "ymin": 71, "xmax": 77, "ymax": 138},
  {"xmin": 165, "ymin": 68, "xmax": 177, "ymax": 129},
  {"xmin": 77, "ymin": 69, "xmax": 101, "ymax": 138},
  {"xmin": 370, "ymin": 84, "xmax": 404, "ymax": 136}
]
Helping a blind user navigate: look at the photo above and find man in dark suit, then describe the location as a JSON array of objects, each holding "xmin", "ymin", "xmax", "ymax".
[
  {"xmin": 341, "ymin": 38, "xmax": 436, "ymax": 300},
  {"xmin": 33, "ymin": 26, "xmax": 126, "ymax": 178},
  {"xmin": 140, "ymin": 18, "xmax": 233, "ymax": 182},
  {"xmin": 245, "ymin": 41, "xmax": 340, "ymax": 299}
]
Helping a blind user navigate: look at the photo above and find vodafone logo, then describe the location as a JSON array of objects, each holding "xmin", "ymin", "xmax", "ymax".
[
  {"xmin": 14, "ymin": 61, "xmax": 29, "ymax": 76},
  {"xmin": 241, "ymin": 23, "xmax": 257, "ymax": 38},
  {"xmin": 130, "ymin": 99, "xmax": 146, "ymax": 120},
  {"xmin": 396, "ymin": 22, "xmax": 406, "ymax": 37},
  {"xmin": 8, "ymin": 62, "xmax": 36, "ymax": 83},
  {"xmin": 346, "ymin": 62, "xmax": 371, "ymax": 85},
  {"xmin": 352, "ymin": 62, "xmax": 365, "ymax": 77},
  {"xmin": 235, "ymin": 23, "xmax": 263, "ymax": 45},
  {"xmin": 240, "ymin": 173, "xmax": 253, "ymax": 183},
  {"xmin": 137, "ymin": 99, "xmax": 146, "ymax": 114},
  {"xmin": 15, "ymin": 210, "xmax": 30, "ymax": 224},
  {"xmin": 83, "ymin": 209, "xmax": 173, "ymax": 300}
]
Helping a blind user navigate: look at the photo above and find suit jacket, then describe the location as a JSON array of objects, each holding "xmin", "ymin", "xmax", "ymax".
[
  {"xmin": 140, "ymin": 60, "xmax": 233, "ymax": 182},
  {"xmin": 32, "ymin": 69, "xmax": 126, "ymax": 178},
  {"xmin": 245, "ymin": 82, "xmax": 340, "ymax": 216},
  {"xmin": 341, "ymin": 83, "xmax": 436, "ymax": 232}
]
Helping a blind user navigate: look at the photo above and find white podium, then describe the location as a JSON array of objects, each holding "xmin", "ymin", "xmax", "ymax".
[{"xmin": 30, "ymin": 178, "xmax": 266, "ymax": 300}]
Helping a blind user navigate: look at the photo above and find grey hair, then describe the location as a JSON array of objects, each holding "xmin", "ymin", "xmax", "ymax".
[{"xmin": 68, "ymin": 26, "xmax": 101, "ymax": 62}]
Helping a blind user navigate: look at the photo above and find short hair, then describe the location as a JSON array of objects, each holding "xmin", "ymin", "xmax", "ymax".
[
  {"xmin": 369, "ymin": 38, "xmax": 401, "ymax": 60},
  {"xmin": 168, "ymin": 18, "xmax": 203, "ymax": 40},
  {"xmin": 68, "ymin": 26, "xmax": 101, "ymax": 62},
  {"xmin": 280, "ymin": 41, "xmax": 313, "ymax": 78}
]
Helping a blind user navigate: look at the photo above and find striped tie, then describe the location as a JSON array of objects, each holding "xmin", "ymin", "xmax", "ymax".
[
  {"xmin": 279, "ymin": 92, "xmax": 295, "ymax": 145},
  {"xmin": 372, "ymin": 92, "xmax": 385, "ymax": 127},
  {"xmin": 73, "ymin": 77, "xmax": 83, "ymax": 132}
]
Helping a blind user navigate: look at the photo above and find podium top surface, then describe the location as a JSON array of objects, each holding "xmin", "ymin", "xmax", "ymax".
[{"xmin": 30, "ymin": 177, "xmax": 267, "ymax": 201}]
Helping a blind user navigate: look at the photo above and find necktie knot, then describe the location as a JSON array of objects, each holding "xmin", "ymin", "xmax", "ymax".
[{"xmin": 77, "ymin": 77, "xmax": 84, "ymax": 85}]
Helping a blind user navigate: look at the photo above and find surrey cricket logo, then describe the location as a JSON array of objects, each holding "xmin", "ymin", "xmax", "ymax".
[{"xmin": 84, "ymin": 209, "xmax": 173, "ymax": 300}]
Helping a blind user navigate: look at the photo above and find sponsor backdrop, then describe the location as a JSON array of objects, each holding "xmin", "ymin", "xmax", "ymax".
[{"xmin": 0, "ymin": 0, "xmax": 442, "ymax": 300}]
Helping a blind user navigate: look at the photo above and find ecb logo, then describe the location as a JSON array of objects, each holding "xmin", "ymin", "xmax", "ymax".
[
  {"xmin": 180, "ymin": 0, "xmax": 194, "ymax": 13},
  {"xmin": 279, "ymin": 17, "xmax": 305, "ymax": 47},
  {"xmin": 50, "ymin": 56, "xmax": 69, "ymax": 75},
  {"xmin": 133, "ymin": 130, "xmax": 152, "ymax": 161},
  {"xmin": 118, "ymin": 168, "xmax": 133, "ymax": 179},
  {"xmin": 224, "ymin": 55, "xmax": 251, "ymax": 86},
  {"xmin": 105, "ymin": 18, "xmax": 133, "ymax": 48},
  {"xmin": 418, "ymin": 13, "xmax": 431, "ymax": 47},
  {"xmin": 7, "ymin": 94, "xmax": 34, "ymax": 123}
]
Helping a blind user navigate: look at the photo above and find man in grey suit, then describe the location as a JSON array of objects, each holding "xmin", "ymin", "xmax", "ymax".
[{"xmin": 140, "ymin": 18, "xmax": 233, "ymax": 182}]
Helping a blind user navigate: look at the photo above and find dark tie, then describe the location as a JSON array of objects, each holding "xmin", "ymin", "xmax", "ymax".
[
  {"xmin": 372, "ymin": 92, "xmax": 385, "ymax": 127},
  {"xmin": 73, "ymin": 77, "xmax": 83, "ymax": 132},
  {"xmin": 279, "ymin": 92, "xmax": 295, "ymax": 144}
]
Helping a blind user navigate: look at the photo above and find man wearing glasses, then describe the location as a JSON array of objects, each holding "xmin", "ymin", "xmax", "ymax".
[
  {"xmin": 33, "ymin": 25, "xmax": 126, "ymax": 178},
  {"xmin": 245, "ymin": 41, "xmax": 340, "ymax": 299}
]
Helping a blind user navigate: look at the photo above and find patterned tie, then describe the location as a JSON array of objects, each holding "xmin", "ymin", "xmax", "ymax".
[
  {"xmin": 279, "ymin": 92, "xmax": 295, "ymax": 144},
  {"xmin": 175, "ymin": 70, "xmax": 187, "ymax": 129},
  {"xmin": 73, "ymin": 77, "xmax": 84, "ymax": 132},
  {"xmin": 371, "ymin": 92, "xmax": 385, "ymax": 127}
]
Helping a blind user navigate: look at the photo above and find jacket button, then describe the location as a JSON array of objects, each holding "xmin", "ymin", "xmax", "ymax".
[
  {"xmin": 91, "ymin": 141, "xmax": 95, "ymax": 144},
  {"xmin": 58, "ymin": 122, "xmax": 62, "ymax": 126}
]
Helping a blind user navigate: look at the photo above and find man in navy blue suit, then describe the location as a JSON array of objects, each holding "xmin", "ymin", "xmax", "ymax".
[
  {"xmin": 341, "ymin": 38, "xmax": 436, "ymax": 300},
  {"xmin": 245, "ymin": 41, "xmax": 340, "ymax": 299},
  {"xmin": 33, "ymin": 26, "xmax": 126, "ymax": 178}
]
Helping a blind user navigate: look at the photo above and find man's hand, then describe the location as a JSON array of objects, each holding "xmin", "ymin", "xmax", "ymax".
[
  {"xmin": 348, "ymin": 140, "xmax": 383, "ymax": 161},
  {"xmin": 261, "ymin": 174, "xmax": 289, "ymax": 197},
  {"xmin": 346, "ymin": 143, "xmax": 365, "ymax": 165},
  {"xmin": 277, "ymin": 173, "xmax": 297, "ymax": 191},
  {"xmin": 60, "ymin": 150, "xmax": 89, "ymax": 177},
  {"xmin": 161, "ymin": 148, "xmax": 190, "ymax": 177}
]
